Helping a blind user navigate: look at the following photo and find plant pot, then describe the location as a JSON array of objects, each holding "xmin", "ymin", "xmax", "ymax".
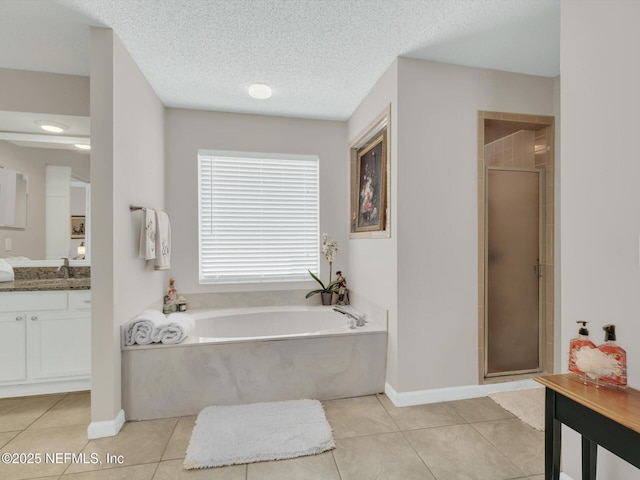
[{"xmin": 321, "ymin": 292, "xmax": 333, "ymax": 306}]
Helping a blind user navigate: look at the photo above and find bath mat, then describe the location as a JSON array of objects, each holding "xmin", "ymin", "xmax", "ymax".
[
  {"xmin": 488, "ymin": 387, "xmax": 545, "ymax": 431},
  {"xmin": 183, "ymin": 399, "xmax": 335, "ymax": 469}
]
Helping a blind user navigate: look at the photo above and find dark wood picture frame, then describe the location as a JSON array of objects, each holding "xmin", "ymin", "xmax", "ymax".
[
  {"xmin": 349, "ymin": 106, "xmax": 390, "ymax": 238},
  {"xmin": 354, "ymin": 132, "xmax": 387, "ymax": 232}
]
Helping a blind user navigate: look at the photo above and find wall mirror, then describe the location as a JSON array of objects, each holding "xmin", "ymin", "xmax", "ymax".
[
  {"xmin": 0, "ymin": 168, "xmax": 28, "ymax": 229},
  {"xmin": 0, "ymin": 111, "xmax": 91, "ymax": 265}
]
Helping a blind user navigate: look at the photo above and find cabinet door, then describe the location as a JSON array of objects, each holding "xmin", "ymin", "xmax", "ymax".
[
  {"xmin": 0, "ymin": 312, "xmax": 27, "ymax": 382},
  {"xmin": 28, "ymin": 311, "xmax": 91, "ymax": 380}
]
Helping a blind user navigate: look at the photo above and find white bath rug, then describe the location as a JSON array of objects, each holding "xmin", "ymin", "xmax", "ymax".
[
  {"xmin": 488, "ymin": 387, "xmax": 545, "ymax": 431},
  {"xmin": 183, "ymin": 399, "xmax": 335, "ymax": 469}
]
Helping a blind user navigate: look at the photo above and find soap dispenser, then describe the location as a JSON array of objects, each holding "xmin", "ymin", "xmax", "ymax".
[
  {"xmin": 597, "ymin": 324, "xmax": 627, "ymax": 387},
  {"xmin": 569, "ymin": 321, "xmax": 596, "ymax": 376}
]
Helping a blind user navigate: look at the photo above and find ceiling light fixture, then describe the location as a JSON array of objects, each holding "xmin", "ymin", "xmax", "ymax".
[
  {"xmin": 248, "ymin": 83, "xmax": 272, "ymax": 100},
  {"xmin": 35, "ymin": 120, "xmax": 68, "ymax": 133},
  {"xmin": 74, "ymin": 143, "xmax": 91, "ymax": 150}
]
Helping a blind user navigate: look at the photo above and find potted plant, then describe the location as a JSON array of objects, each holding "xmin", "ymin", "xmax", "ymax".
[{"xmin": 306, "ymin": 234, "xmax": 340, "ymax": 305}]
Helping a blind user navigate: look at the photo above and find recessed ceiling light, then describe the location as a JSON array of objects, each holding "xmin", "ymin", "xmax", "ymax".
[
  {"xmin": 74, "ymin": 144, "xmax": 91, "ymax": 150},
  {"xmin": 248, "ymin": 83, "xmax": 272, "ymax": 100},
  {"xmin": 35, "ymin": 120, "xmax": 67, "ymax": 133}
]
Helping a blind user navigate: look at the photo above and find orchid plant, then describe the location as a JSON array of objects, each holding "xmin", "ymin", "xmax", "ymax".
[{"xmin": 306, "ymin": 234, "xmax": 340, "ymax": 298}]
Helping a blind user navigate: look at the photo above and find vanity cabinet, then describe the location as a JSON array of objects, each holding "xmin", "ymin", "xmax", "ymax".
[
  {"xmin": 0, "ymin": 290, "xmax": 91, "ymax": 397},
  {"xmin": 0, "ymin": 312, "xmax": 27, "ymax": 383}
]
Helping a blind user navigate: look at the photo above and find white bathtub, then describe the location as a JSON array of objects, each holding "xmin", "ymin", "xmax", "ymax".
[
  {"xmin": 122, "ymin": 304, "xmax": 388, "ymax": 420},
  {"xmin": 186, "ymin": 305, "xmax": 384, "ymax": 343}
]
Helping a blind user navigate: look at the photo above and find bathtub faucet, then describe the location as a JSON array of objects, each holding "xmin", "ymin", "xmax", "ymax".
[{"xmin": 332, "ymin": 306, "xmax": 366, "ymax": 327}]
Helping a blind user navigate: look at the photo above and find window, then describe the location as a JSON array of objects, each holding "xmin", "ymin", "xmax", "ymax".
[{"xmin": 198, "ymin": 151, "xmax": 319, "ymax": 284}]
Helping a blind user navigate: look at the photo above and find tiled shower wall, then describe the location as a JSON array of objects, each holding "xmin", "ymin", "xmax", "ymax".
[
  {"xmin": 478, "ymin": 112, "xmax": 555, "ymax": 382},
  {"xmin": 484, "ymin": 130, "xmax": 535, "ymax": 168}
]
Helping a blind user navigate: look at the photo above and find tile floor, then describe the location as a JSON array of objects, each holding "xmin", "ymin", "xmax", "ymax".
[{"xmin": 0, "ymin": 391, "xmax": 544, "ymax": 480}]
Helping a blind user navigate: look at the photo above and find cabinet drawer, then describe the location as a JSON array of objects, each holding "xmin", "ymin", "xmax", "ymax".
[
  {"xmin": 69, "ymin": 291, "xmax": 91, "ymax": 310},
  {"xmin": 1, "ymin": 292, "xmax": 68, "ymax": 312}
]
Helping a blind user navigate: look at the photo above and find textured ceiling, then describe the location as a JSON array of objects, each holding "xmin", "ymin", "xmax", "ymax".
[{"xmin": 1, "ymin": 0, "xmax": 560, "ymax": 121}]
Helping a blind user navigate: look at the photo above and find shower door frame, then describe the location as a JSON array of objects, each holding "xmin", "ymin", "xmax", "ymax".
[{"xmin": 484, "ymin": 166, "xmax": 545, "ymax": 378}]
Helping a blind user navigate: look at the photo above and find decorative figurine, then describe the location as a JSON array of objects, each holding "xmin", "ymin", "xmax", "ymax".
[
  {"xmin": 336, "ymin": 271, "xmax": 349, "ymax": 305},
  {"xmin": 164, "ymin": 278, "xmax": 180, "ymax": 312},
  {"xmin": 167, "ymin": 278, "xmax": 178, "ymax": 303}
]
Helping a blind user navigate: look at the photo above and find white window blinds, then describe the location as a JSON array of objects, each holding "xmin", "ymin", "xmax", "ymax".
[{"xmin": 198, "ymin": 151, "xmax": 319, "ymax": 284}]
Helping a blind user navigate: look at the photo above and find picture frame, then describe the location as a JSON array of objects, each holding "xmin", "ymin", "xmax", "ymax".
[
  {"xmin": 354, "ymin": 132, "xmax": 387, "ymax": 232},
  {"xmin": 71, "ymin": 215, "xmax": 86, "ymax": 239},
  {"xmin": 349, "ymin": 106, "xmax": 391, "ymax": 238}
]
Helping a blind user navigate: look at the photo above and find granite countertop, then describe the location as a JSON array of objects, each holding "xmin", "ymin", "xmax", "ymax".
[
  {"xmin": 0, "ymin": 277, "xmax": 91, "ymax": 292},
  {"xmin": 0, "ymin": 266, "xmax": 91, "ymax": 292}
]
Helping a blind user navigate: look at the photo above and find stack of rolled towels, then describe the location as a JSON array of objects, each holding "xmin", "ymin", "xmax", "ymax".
[
  {"xmin": 0, "ymin": 259, "xmax": 15, "ymax": 282},
  {"xmin": 124, "ymin": 310, "xmax": 195, "ymax": 346}
]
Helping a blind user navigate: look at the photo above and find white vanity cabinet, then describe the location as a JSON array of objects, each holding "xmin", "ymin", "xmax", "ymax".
[
  {"xmin": 0, "ymin": 312, "xmax": 27, "ymax": 383},
  {"xmin": 0, "ymin": 290, "xmax": 91, "ymax": 397}
]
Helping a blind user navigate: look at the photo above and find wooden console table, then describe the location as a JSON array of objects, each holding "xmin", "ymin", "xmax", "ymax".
[{"xmin": 535, "ymin": 374, "xmax": 640, "ymax": 480}]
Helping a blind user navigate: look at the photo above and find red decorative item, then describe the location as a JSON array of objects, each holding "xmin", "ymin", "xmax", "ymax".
[
  {"xmin": 568, "ymin": 321, "xmax": 596, "ymax": 376},
  {"xmin": 597, "ymin": 324, "xmax": 627, "ymax": 387}
]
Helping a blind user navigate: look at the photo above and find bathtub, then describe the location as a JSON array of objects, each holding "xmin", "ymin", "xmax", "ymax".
[
  {"xmin": 186, "ymin": 305, "xmax": 383, "ymax": 343},
  {"xmin": 122, "ymin": 305, "xmax": 387, "ymax": 420}
]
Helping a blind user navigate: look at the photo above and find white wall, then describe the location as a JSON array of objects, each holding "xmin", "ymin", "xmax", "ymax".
[
  {"xmin": 165, "ymin": 108, "xmax": 348, "ymax": 296},
  {"xmin": 0, "ymin": 141, "xmax": 89, "ymax": 259},
  {"xmin": 348, "ymin": 57, "xmax": 555, "ymax": 394},
  {"xmin": 0, "ymin": 68, "xmax": 89, "ymax": 117},
  {"xmin": 396, "ymin": 58, "xmax": 555, "ymax": 392},
  {"xmin": 346, "ymin": 59, "xmax": 399, "ymax": 387},
  {"xmin": 90, "ymin": 27, "xmax": 165, "ymax": 432},
  {"xmin": 561, "ymin": 1, "xmax": 640, "ymax": 478}
]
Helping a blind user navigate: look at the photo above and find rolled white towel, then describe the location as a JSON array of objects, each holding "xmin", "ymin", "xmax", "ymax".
[
  {"xmin": 124, "ymin": 310, "xmax": 166, "ymax": 346},
  {"xmin": 0, "ymin": 259, "xmax": 14, "ymax": 282},
  {"xmin": 151, "ymin": 312, "xmax": 195, "ymax": 344}
]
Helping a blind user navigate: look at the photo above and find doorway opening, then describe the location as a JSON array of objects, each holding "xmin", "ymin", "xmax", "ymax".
[{"xmin": 477, "ymin": 112, "xmax": 555, "ymax": 382}]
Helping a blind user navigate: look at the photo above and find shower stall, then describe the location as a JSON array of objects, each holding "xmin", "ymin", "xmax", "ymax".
[{"xmin": 478, "ymin": 112, "xmax": 555, "ymax": 380}]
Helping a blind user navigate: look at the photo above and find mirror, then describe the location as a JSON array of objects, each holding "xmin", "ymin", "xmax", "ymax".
[
  {"xmin": 0, "ymin": 168, "xmax": 28, "ymax": 228},
  {"xmin": 0, "ymin": 111, "xmax": 90, "ymax": 264}
]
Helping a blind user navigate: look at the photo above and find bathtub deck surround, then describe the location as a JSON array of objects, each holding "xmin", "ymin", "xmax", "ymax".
[
  {"xmin": 122, "ymin": 305, "xmax": 388, "ymax": 420},
  {"xmin": 181, "ymin": 289, "xmax": 324, "ymax": 310}
]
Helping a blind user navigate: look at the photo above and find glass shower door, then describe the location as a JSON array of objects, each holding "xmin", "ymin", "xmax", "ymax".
[{"xmin": 486, "ymin": 168, "xmax": 543, "ymax": 376}]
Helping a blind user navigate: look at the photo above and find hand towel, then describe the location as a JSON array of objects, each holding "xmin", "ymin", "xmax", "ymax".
[
  {"xmin": 151, "ymin": 312, "xmax": 195, "ymax": 344},
  {"xmin": 138, "ymin": 208, "xmax": 156, "ymax": 260},
  {"xmin": 154, "ymin": 210, "xmax": 171, "ymax": 270},
  {"xmin": 124, "ymin": 309, "xmax": 166, "ymax": 346},
  {"xmin": 0, "ymin": 259, "xmax": 14, "ymax": 282}
]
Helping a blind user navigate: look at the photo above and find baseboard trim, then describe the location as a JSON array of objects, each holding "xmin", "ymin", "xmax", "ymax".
[
  {"xmin": 0, "ymin": 378, "xmax": 90, "ymax": 399},
  {"xmin": 384, "ymin": 379, "xmax": 540, "ymax": 407},
  {"xmin": 87, "ymin": 409, "xmax": 125, "ymax": 439},
  {"xmin": 560, "ymin": 473, "xmax": 575, "ymax": 480}
]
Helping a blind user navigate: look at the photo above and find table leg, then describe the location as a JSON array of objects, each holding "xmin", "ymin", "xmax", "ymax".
[
  {"xmin": 581, "ymin": 436, "xmax": 597, "ymax": 480},
  {"xmin": 545, "ymin": 388, "xmax": 561, "ymax": 480}
]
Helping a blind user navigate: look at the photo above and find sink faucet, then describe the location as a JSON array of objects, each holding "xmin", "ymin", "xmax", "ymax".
[{"xmin": 57, "ymin": 258, "xmax": 71, "ymax": 279}]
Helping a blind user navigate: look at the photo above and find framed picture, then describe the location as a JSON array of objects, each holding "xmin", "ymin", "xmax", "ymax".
[
  {"xmin": 355, "ymin": 132, "xmax": 387, "ymax": 232},
  {"xmin": 349, "ymin": 105, "xmax": 390, "ymax": 238},
  {"xmin": 71, "ymin": 215, "xmax": 86, "ymax": 239}
]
